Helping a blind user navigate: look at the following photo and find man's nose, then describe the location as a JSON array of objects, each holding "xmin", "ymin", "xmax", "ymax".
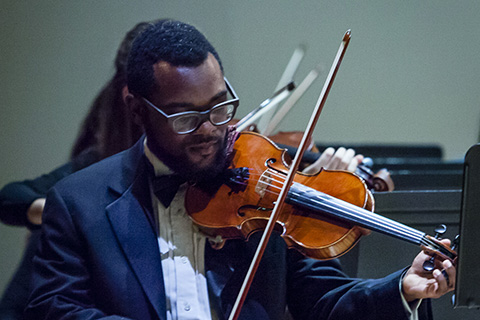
[{"xmin": 195, "ymin": 118, "xmax": 217, "ymax": 134}]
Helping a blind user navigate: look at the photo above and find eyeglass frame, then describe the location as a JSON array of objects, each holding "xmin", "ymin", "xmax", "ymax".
[{"xmin": 141, "ymin": 77, "xmax": 239, "ymax": 134}]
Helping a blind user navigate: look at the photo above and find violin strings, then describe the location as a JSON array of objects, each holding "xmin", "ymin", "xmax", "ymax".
[
  {"xmin": 245, "ymin": 168, "xmax": 425, "ymax": 245},
  {"xmin": 269, "ymin": 172, "xmax": 423, "ymax": 242},
  {"xmin": 235, "ymin": 167, "xmax": 425, "ymax": 244},
  {"xmin": 288, "ymin": 184, "xmax": 424, "ymax": 244},
  {"xmin": 235, "ymin": 167, "xmax": 452, "ymax": 256},
  {"xmin": 235, "ymin": 169, "xmax": 453, "ymax": 259},
  {"xmin": 261, "ymin": 176, "xmax": 449, "ymax": 255},
  {"xmin": 419, "ymin": 236, "xmax": 451, "ymax": 257},
  {"xmin": 295, "ymin": 189, "xmax": 425, "ymax": 244}
]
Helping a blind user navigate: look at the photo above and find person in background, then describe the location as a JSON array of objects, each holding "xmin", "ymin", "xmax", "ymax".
[
  {"xmin": 0, "ymin": 20, "xmax": 149, "ymax": 319},
  {"xmin": 25, "ymin": 19, "xmax": 454, "ymax": 320}
]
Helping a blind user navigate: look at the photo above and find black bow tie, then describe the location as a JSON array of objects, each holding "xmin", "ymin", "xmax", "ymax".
[{"xmin": 152, "ymin": 174, "xmax": 186, "ymax": 208}]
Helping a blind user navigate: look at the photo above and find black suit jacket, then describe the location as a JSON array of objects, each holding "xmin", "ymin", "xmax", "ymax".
[{"xmin": 26, "ymin": 138, "xmax": 432, "ymax": 320}]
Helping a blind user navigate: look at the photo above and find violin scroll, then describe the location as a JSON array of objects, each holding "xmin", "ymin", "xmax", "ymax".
[{"xmin": 355, "ymin": 158, "xmax": 395, "ymax": 192}]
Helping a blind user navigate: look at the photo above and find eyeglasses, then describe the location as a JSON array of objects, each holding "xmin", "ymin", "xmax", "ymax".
[{"xmin": 142, "ymin": 77, "xmax": 239, "ymax": 134}]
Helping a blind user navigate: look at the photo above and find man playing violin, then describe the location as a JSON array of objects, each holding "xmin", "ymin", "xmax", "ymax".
[{"xmin": 26, "ymin": 19, "xmax": 455, "ymax": 320}]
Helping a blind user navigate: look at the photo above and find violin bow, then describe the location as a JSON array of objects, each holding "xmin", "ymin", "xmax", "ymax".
[
  {"xmin": 256, "ymin": 45, "xmax": 306, "ymax": 133},
  {"xmin": 228, "ymin": 30, "xmax": 352, "ymax": 320},
  {"xmin": 262, "ymin": 63, "xmax": 323, "ymax": 136},
  {"xmin": 234, "ymin": 81, "xmax": 295, "ymax": 132}
]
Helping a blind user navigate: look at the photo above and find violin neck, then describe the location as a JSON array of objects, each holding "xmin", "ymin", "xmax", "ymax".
[
  {"xmin": 285, "ymin": 182, "xmax": 457, "ymax": 261},
  {"xmin": 286, "ymin": 182, "xmax": 426, "ymax": 246}
]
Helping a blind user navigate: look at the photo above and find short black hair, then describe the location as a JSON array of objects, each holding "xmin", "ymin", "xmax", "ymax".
[{"xmin": 127, "ymin": 19, "xmax": 223, "ymax": 98}]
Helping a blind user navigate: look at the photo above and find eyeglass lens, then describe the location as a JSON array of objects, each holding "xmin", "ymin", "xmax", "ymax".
[{"xmin": 172, "ymin": 103, "xmax": 236, "ymax": 133}]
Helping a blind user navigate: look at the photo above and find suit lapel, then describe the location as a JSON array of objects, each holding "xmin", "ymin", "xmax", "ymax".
[{"xmin": 106, "ymin": 143, "xmax": 167, "ymax": 320}]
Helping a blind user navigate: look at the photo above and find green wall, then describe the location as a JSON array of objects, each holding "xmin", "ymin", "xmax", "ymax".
[{"xmin": 1, "ymin": 0, "xmax": 479, "ymax": 306}]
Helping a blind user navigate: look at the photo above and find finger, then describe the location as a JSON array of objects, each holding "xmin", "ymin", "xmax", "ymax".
[
  {"xmin": 325, "ymin": 147, "xmax": 346, "ymax": 170},
  {"xmin": 432, "ymin": 269, "xmax": 448, "ymax": 295},
  {"xmin": 432, "ymin": 261, "xmax": 455, "ymax": 296},
  {"xmin": 425, "ymin": 277, "xmax": 440, "ymax": 297},
  {"xmin": 338, "ymin": 148, "xmax": 356, "ymax": 170},
  {"xmin": 431, "ymin": 269, "xmax": 445, "ymax": 296},
  {"xmin": 442, "ymin": 259, "xmax": 456, "ymax": 289},
  {"xmin": 439, "ymin": 238, "xmax": 452, "ymax": 247},
  {"xmin": 301, "ymin": 147, "xmax": 335, "ymax": 174},
  {"xmin": 318, "ymin": 147, "xmax": 335, "ymax": 167},
  {"xmin": 441, "ymin": 269, "xmax": 450, "ymax": 286},
  {"xmin": 346, "ymin": 153, "xmax": 364, "ymax": 173}
]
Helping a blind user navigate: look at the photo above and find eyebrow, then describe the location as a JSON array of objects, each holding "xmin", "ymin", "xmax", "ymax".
[{"xmin": 160, "ymin": 89, "xmax": 228, "ymax": 111}]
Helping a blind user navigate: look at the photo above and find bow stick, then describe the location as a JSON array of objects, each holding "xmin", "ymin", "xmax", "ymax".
[
  {"xmin": 234, "ymin": 81, "xmax": 295, "ymax": 132},
  {"xmin": 228, "ymin": 30, "xmax": 352, "ymax": 320},
  {"xmin": 257, "ymin": 45, "xmax": 306, "ymax": 133},
  {"xmin": 262, "ymin": 63, "xmax": 323, "ymax": 136}
]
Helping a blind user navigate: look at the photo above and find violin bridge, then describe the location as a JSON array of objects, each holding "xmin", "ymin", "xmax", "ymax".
[{"xmin": 255, "ymin": 170, "xmax": 272, "ymax": 198}]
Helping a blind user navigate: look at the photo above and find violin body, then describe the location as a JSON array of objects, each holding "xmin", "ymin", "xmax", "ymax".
[{"xmin": 186, "ymin": 131, "xmax": 373, "ymax": 260}]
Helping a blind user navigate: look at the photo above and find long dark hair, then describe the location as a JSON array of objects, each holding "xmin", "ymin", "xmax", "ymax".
[{"xmin": 70, "ymin": 21, "xmax": 154, "ymax": 161}]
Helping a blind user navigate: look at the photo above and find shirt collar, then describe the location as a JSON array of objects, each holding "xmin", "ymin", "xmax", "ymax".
[{"xmin": 143, "ymin": 138, "xmax": 172, "ymax": 177}]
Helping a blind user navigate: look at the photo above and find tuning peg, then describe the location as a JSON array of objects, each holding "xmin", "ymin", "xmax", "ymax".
[
  {"xmin": 423, "ymin": 256, "xmax": 436, "ymax": 272},
  {"xmin": 423, "ymin": 224, "xmax": 448, "ymax": 271},
  {"xmin": 451, "ymin": 234, "xmax": 460, "ymax": 251},
  {"xmin": 361, "ymin": 157, "xmax": 374, "ymax": 169},
  {"xmin": 434, "ymin": 224, "xmax": 447, "ymax": 239}
]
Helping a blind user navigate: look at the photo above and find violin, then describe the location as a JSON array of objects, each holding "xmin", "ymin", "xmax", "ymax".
[{"xmin": 186, "ymin": 132, "xmax": 457, "ymax": 262}]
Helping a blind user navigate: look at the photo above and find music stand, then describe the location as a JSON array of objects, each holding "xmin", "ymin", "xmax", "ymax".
[{"xmin": 454, "ymin": 143, "xmax": 480, "ymax": 309}]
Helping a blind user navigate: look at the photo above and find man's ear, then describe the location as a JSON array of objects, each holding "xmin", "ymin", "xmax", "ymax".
[
  {"xmin": 123, "ymin": 88, "xmax": 144, "ymax": 127},
  {"xmin": 121, "ymin": 85, "xmax": 130, "ymax": 102}
]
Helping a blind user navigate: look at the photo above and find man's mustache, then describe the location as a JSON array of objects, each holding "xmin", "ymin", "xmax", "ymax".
[{"xmin": 188, "ymin": 134, "xmax": 222, "ymax": 145}]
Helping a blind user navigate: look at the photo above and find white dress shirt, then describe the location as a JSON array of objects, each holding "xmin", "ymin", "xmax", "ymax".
[{"xmin": 145, "ymin": 143, "xmax": 213, "ymax": 320}]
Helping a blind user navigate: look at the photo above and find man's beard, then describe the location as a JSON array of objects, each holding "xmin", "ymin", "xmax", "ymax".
[{"xmin": 155, "ymin": 134, "xmax": 229, "ymax": 184}]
